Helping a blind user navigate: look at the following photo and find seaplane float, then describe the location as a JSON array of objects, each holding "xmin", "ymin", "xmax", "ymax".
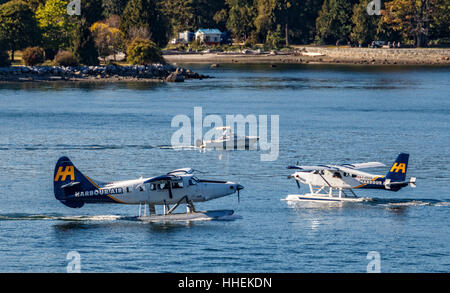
[
  {"xmin": 195, "ymin": 126, "xmax": 259, "ymax": 149},
  {"xmin": 285, "ymin": 153, "xmax": 416, "ymax": 203},
  {"xmin": 53, "ymin": 157, "xmax": 243, "ymax": 221}
]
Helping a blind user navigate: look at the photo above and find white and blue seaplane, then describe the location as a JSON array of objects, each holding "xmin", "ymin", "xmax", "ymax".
[
  {"xmin": 285, "ymin": 153, "xmax": 416, "ymax": 202},
  {"xmin": 53, "ymin": 157, "xmax": 243, "ymax": 221}
]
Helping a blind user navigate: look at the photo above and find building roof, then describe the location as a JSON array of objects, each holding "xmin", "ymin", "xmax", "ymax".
[{"xmin": 195, "ymin": 28, "xmax": 222, "ymax": 35}]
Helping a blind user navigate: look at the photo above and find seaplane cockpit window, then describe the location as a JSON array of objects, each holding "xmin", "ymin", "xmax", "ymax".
[
  {"xmin": 150, "ymin": 184, "xmax": 156, "ymax": 191},
  {"xmin": 157, "ymin": 183, "xmax": 166, "ymax": 190},
  {"xmin": 189, "ymin": 179, "xmax": 197, "ymax": 186},
  {"xmin": 138, "ymin": 185, "xmax": 144, "ymax": 192},
  {"xmin": 313, "ymin": 170, "xmax": 319, "ymax": 174},
  {"xmin": 332, "ymin": 172, "xmax": 342, "ymax": 178},
  {"xmin": 126, "ymin": 187, "xmax": 131, "ymax": 193},
  {"xmin": 172, "ymin": 182, "xmax": 184, "ymax": 189}
]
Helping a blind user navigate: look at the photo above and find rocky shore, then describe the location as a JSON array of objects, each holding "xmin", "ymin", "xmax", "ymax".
[
  {"xmin": 164, "ymin": 47, "xmax": 450, "ymax": 66},
  {"xmin": 0, "ymin": 64, "xmax": 210, "ymax": 83}
]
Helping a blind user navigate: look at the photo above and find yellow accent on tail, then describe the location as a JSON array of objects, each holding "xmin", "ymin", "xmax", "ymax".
[
  {"xmin": 54, "ymin": 166, "xmax": 75, "ymax": 182},
  {"xmin": 390, "ymin": 163, "xmax": 406, "ymax": 173}
]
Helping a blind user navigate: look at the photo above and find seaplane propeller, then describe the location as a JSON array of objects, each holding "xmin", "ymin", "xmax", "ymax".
[{"xmin": 237, "ymin": 183, "xmax": 243, "ymax": 203}]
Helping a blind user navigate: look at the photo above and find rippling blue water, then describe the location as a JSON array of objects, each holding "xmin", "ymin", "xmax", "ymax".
[{"xmin": 0, "ymin": 64, "xmax": 449, "ymax": 272}]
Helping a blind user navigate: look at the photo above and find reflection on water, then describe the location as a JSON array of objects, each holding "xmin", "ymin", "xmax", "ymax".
[
  {"xmin": 0, "ymin": 81, "xmax": 164, "ymax": 91},
  {"xmin": 1, "ymin": 63, "xmax": 449, "ymax": 272}
]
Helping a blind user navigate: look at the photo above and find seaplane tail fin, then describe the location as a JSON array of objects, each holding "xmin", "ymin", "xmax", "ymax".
[
  {"xmin": 53, "ymin": 156, "xmax": 98, "ymax": 208},
  {"xmin": 386, "ymin": 153, "xmax": 409, "ymax": 182}
]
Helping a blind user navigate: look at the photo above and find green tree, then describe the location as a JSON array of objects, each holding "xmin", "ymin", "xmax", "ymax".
[
  {"xmin": 36, "ymin": 0, "xmax": 75, "ymax": 59},
  {"xmin": 226, "ymin": 0, "xmax": 256, "ymax": 42},
  {"xmin": 0, "ymin": 46, "xmax": 10, "ymax": 67},
  {"xmin": 82, "ymin": 0, "xmax": 103, "ymax": 25},
  {"xmin": 126, "ymin": 38, "xmax": 164, "ymax": 64},
  {"xmin": 102, "ymin": 0, "xmax": 129, "ymax": 18},
  {"xmin": 120, "ymin": 0, "xmax": 171, "ymax": 47},
  {"xmin": 72, "ymin": 17, "xmax": 99, "ymax": 65},
  {"xmin": 0, "ymin": 0, "xmax": 41, "ymax": 61},
  {"xmin": 26, "ymin": 0, "xmax": 47, "ymax": 10},
  {"xmin": 163, "ymin": 0, "xmax": 227, "ymax": 34},
  {"xmin": 291, "ymin": 0, "xmax": 323, "ymax": 44},
  {"xmin": 315, "ymin": 0, "xmax": 357, "ymax": 44},
  {"xmin": 350, "ymin": 0, "xmax": 379, "ymax": 45},
  {"xmin": 428, "ymin": 0, "xmax": 450, "ymax": 44},
  {"xmin": 265, "ymin": 25, "xmax": 284, "ymax": 49},
  {"xmin": 254, "ymin": 0, "xmax": 305, "ymax": 46}
]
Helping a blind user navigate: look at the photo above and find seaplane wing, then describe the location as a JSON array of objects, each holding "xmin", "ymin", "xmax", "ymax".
[
  {"xmin": 287, "ymin": 165, "xmax": 339, "ymax": 171},
  {"xmin": 287, "ymin": 162, "xmax": 385, "ymax": 172},
  {"xmin": 338, "ymin": 162, "xmax": 386, "ymax": 169},
  {"xmin": 167, "ymin": 168, "xmax": 195, "ymax": 175},
  {"xmin": 143, "ymin": 174, "xmax": 182, "ymax": 184}
]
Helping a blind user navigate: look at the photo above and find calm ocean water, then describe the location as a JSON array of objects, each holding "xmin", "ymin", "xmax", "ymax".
[{"xmin": 0, "ymin": 64, "xmax": 449, "ymax": 272}]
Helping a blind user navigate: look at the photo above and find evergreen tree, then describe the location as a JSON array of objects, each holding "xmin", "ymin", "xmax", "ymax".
[
  {"xmin": 428, "ymin": 0, "xmax": 450, "ymax": 44},
  {"xmin": 0, "ymin": 0, "xmax": 41, "ymax": 61},
  {"xmin": 315, "ymin": 0, "xmax": 357, "ymax": 44},
  {"xmin": 162, "ymin": 0, "xmax": 195, "ymax": 33},
  {"xmin": 162, "ymin": 0, "xmax": 227, "ymax": 34},
  {"xmin": 82, "ymin": 0, "xmax": 104, "ymax": 25},
  {"xmin": 254, "ymin": 0, "xmax": 306, "ymax": 46},
  {"xmin": 102, "ymin": 0, "xmax": 129, "ymax": 18},
  {"xmin": 292, "ymin": 0, "xmax": 323, "ymax": 44},
  {"xmin": 350, "ymin": 0, "xmax": 379, "ymax": 45},
  {"xmin": 120, "ymin": 0, "xmax": 170, "ymax": 47},
  {"xmin": 226, "ymin": 0, "xmax": 256, "ymax": 42},
  {"xmin": 72, "ymin": 17, "xmax": 99, "ymax": 65}
]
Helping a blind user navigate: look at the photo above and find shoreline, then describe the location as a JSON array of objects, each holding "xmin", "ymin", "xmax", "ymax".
[
  {"xmin": 164, "ymin": 47, "xmax": 450, "ymax": 66},
  {"xmin": 0, "ymin": 64, "xmax": 210, "ymax": 83}
]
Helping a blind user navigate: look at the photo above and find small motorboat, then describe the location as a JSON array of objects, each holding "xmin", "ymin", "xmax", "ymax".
[{"xmin": 196, "ymin": 126, "xmax": 259, "ymax": 149}]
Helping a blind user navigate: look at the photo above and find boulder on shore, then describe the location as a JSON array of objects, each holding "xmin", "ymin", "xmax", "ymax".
[
  {"xmin": 0, "ymin": 64, "xmax": 210, "ymax": 82},
  {"xmin": 165, "ymin": 72, "xmax": 185, "ymax": 82}
]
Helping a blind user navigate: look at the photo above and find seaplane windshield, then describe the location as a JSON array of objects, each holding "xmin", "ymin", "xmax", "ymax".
[{"xmin": 189, "ymin": 176, "xmax": 199, "ymax": 185}]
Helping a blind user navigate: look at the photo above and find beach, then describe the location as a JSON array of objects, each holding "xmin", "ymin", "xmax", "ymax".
[{"xmin": 164, "ymin": 46, "xmax": 450, "ymax": 65}]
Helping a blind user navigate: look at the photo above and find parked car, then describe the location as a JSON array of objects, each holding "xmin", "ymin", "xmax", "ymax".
[{"xmin": 371, "ymin": 40, "xmax": 386, "ymax": 48}]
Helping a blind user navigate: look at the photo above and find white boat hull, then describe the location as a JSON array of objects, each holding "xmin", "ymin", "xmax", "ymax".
[
  {"xmin": 284, "ymin": 194, "xmax": 367, "ymax": 203},
  {"xmin": 138, "ymin": 209, "xmax": 235, "ymax": 222},
  {"xmin": 200, "ymin": 137, "xmax": 259, "ymax": 149}
]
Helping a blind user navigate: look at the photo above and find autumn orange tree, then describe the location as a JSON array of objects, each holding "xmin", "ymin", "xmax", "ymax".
[{"xmin": 382, "ymin": 0, "xmax": 445, "ymax": 47}]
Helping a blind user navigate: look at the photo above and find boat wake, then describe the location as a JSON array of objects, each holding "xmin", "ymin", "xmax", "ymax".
[
  {"xmin": 0, "ymin": 212, "xmax": 242, "ymax": 223},
  {"xmin": 367, "ymin": 197, "xmax": 450, "ymax": 207},
  {"xmin": 285, "ymin": 197, "xmax": 450, "ymax": 209},
  {"xmin": 0, "ymin": 213, "xmax": 122, "ymax": 222}
]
